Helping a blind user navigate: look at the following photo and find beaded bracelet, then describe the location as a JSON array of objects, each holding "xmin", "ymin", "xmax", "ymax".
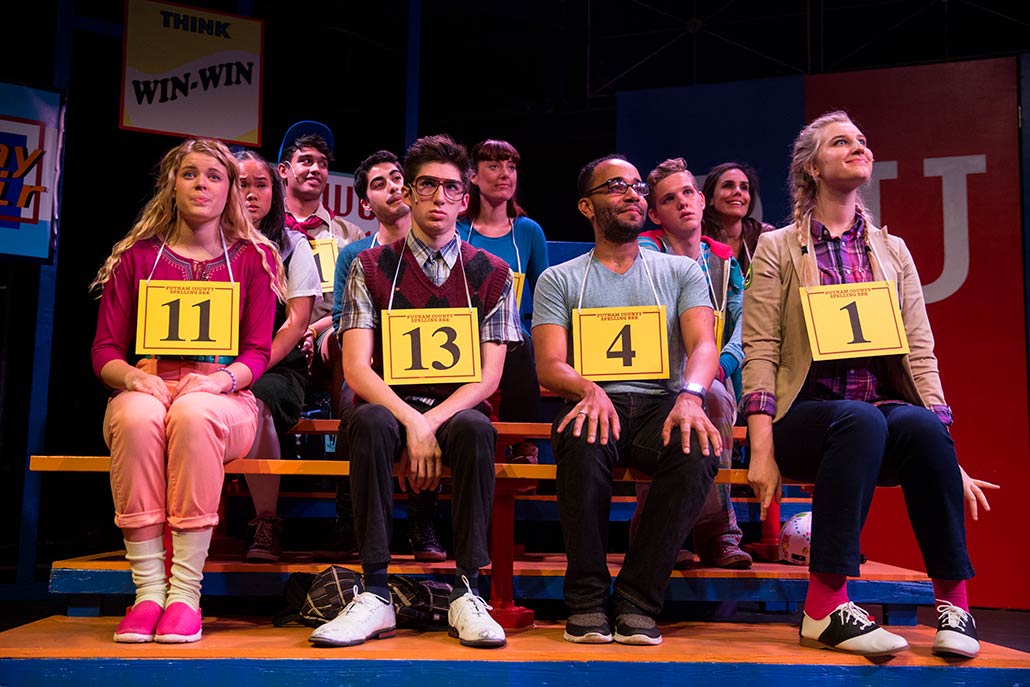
[{"xmin": 217, "ymin": 367, "xmax": 237, "ymax": 394}]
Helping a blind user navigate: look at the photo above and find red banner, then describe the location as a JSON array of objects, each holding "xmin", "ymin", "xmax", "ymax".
[{"xmin": 807, "ymin": 58, "xmax": 1027, "ymax": 609}]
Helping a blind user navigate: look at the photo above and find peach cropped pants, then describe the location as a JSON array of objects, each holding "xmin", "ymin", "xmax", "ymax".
[{"xmin": 102, "ymin": 361, "xmax": 258, "ymax": 531}]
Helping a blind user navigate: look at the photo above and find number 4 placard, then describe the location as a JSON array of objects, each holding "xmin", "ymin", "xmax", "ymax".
[
  {"xmin": 381, "ymin": 308, "xmax": 482, "ymax": 385},
  {"xmin": 136, "ymin": 280, "xmax": 241, "ymax": 356},
  {"xmin": 572, "ymin": 305, "xmax": 669, "ymax": 381},
  {"xmin": 799, "ymin": 280, "xmax": 910, "ymax": 361}
]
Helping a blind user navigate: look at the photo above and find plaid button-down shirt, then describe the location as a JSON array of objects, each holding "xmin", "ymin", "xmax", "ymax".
[
  {"xmin": 743, "ymin": 216, "xmax": 952, "ymax": 425},
  {"xmin": 340, "ymin": 230, "xmax": 522, "ymax": 345}
]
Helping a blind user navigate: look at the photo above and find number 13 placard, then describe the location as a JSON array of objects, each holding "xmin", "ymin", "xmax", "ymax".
[
  {"xmin": 381, "ymin": 308, "xmax": 482, "ymax": 385},
  {"xmin": 799, "ymin": 280, "xmax": 910, "ymax": 361},
  {"xmin": 136, "ymin": 280, "xmax": 240, "ymax": 356}
]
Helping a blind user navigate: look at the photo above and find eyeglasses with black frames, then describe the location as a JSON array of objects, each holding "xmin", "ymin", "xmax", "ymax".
[
  {"xmin": 409, "ymin": 175, "xmax": 467, "ymax": 202},
  {"xmin": 585, "ymin": 177, "xmax": 649, "ymax": 197}
]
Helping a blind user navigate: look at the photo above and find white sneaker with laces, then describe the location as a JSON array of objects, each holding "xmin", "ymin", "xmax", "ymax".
[
  {"xmin": 800, "ymin": 601, "xmax": 909, "ymax": 656},
  {"xmin": 308, "ymin": 588, "xmax": 396, "ymax": 647},
  {"xmin": 932, "ymin": 600, "xmax": 979, "ymax": 658},
  {"xmin": 447, "ymin": 576, "xmax": 506, "ymax": 648}
]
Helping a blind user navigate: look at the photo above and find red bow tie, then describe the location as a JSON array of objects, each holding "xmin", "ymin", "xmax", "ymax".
[{"xmin": 284, "ymin": 212, "xmax": 327, "ymax": 240}]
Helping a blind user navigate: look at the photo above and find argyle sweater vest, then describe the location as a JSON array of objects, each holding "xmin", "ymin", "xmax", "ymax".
[{"xmin": 359, "ymin": 237, "xmax": 509, "ymax": 403}]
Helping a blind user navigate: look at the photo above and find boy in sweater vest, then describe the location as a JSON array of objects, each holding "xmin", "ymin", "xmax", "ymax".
[{"xmin": 310, "ymin": 135, "xmax": 521, "ymax": 649}]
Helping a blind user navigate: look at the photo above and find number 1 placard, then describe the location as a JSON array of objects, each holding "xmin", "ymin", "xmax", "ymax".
[
  {"xmin": 136, "ymin": 280, "xmax": 240, "ymax": 356},
  {"xmin": 381, "ymin": 308, "xmax": 482, "ymax": 385},
  {"xmin": 799, "ymin": 280, "xmax": 910, "ymax": 361},
  {"xmin": 572, "ymin": 305, "xmax": 669, "ymax": 381},
  {"xmin": 311, "ymin": 239, "xmax": 339, "ymax": 293}
]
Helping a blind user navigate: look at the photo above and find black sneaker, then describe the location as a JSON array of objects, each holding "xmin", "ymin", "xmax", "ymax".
[
  {"xmin": 246, "ymin": 513, "xmax": 282, "ymax": 562},
  {"xmin": 563, "ymin": 612, "xmax": 612, "ymax": 644},
  {"xmin": 614, "ymin": 613, "xmax": 662, "ymax": 645},
  {"xmin": 800, "ymin": 601, "xmax": 909, "ymax": 656},
  {"xmin": 932, "ymin": 600, "xmax": 979, "ymax": 658},
  {"xmin": 312, "ymin": 519, "xmax": 359, "ymax": 561},
  {"xmin": 408, "ymin": 517, "xmax": 446, "ymax": 562}
]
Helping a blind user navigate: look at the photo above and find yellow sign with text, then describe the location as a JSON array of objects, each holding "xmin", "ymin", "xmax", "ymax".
[
  {"xmin": 799, "ymin": 281, "xmax": 910, "ymax": 361},
  {"xmin": 136, "ymin": 280, "xmax": 240, "ymax": 356},
  {"xmin": 122, "ymin": 0, "xmax": 263, "ymax": 145},
  {"xmin": 572, "ymin": 305, "xmax": 669, "ymax": 381},
  {"xmin": 311, "ymin": 239, "xmax": 338, "ymax": 293},
  {"xmin": 381, "ymin": 308, "xmax": 482, "ymax": 385}
]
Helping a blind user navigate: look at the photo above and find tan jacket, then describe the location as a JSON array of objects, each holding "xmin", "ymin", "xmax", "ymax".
[{"xmin": 741, "ymin": 222, "xmax": 947, "ymax": 422}]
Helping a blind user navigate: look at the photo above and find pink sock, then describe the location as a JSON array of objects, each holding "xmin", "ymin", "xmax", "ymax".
[
  {"xmin": 933, "ymin": 579, "xmax": 968, "ymax": 612},
  {"xmin": 805, "ymin": 572, "xmax": 849, "ymax": 620}
]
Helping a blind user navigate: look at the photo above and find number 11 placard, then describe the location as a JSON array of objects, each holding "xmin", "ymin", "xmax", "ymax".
[
  {"xmin": 799, "ymin": 280, "xmax": 910, "ymax": 361},
  {"xmin": 136, "ymin": 280, "xmax": 241, "ymax": 356}
]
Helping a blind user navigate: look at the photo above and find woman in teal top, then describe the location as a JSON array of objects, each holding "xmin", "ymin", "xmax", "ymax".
[{"xmin": 458, "ymin": 139, "xmax": 548, "ymax": 430}]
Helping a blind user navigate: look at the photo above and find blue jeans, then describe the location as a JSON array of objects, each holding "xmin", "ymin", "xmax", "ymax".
[
  {"xmin": 773, "ymin": 399, "xmax": 973, "ymax": 580},
  {"xmin": 553, "ymin": 392, "xmax": 719, "ymax": 615}
]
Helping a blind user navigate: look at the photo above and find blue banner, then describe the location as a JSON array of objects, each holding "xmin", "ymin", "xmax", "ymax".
[
  {"xmin": 616, "ymin": 75, "xmax": 805, "ymax": 228},
  {"xmin": 0, "ymin": 83, "xmax": 63, "ymax": 261}
]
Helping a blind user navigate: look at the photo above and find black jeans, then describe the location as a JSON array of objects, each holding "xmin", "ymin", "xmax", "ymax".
[
  {"xmin": 344, "ymin": 402, "xmax": 496, "ymax": 571},
  {"xmin": 773, "ymin": 399, "xmax": 973, "ymax": 580},
  {"xmin": 553, "ymin": 392, "xmax": 718, "ymax": 615},
  {"xmin": 498, "ymin": 337, "xmax": 541, "ymax": 422}
]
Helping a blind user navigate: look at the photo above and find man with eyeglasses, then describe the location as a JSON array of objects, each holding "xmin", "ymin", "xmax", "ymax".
[
  {"xmin": 311, "ymin": 135, "xmax": 520, "ymax": 649},
  {"xmin": 318, "ymin": 150, "xmax": 447, "ymax": 564},
  {"xmin": 532, "ymin": 154, "xmax": 722, "ymax": 645}
]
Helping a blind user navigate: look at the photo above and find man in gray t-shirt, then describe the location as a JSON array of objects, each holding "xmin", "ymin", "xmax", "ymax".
[{"xmin": 532, "ymin": 154, "xmax": 721, "ymax": 646}]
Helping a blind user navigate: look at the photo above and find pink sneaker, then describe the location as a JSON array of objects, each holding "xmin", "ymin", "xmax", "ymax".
[
  {"xmin": 113, "ymin": 600, "xmax": 164, "ymax": 643},
  {"xmin": 154, "ymin": 602, "xmax": 203, "ymax": 643}
]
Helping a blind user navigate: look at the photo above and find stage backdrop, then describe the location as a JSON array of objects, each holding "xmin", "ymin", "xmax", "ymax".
[
  {"xmin": 325, "ymin": 171, "xmax": 378, "ymax": 237},
  {"xmin": 618, "ymin": 57, "xmax": 1028, "ymax": 610},
  {"xmin": 121, "ymin": 0, "xmax": 263, "ymax": 145},
  {"xmin": 0, "ymin": 83, "xmax": 63, "ymax": 261}
]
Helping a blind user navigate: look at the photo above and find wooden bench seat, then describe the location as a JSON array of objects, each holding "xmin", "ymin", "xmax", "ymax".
[{"xmin": 30, "ymin": 422, "xmax": 857, "ymax": 627}]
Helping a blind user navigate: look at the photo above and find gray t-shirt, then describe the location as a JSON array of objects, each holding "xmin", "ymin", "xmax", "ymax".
[{"xmin": 532, "ymin": 249, "xmax": 710, "ymax": 395}]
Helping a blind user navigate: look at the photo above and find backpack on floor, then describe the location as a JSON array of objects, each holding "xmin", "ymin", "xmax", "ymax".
[
  {"xmin": 388, "ymin": 575, "xmax": 453, "ymax": 629},
  {"xmin": 300, "ymin": 566, "xmax": 364, "ymax": 627}
]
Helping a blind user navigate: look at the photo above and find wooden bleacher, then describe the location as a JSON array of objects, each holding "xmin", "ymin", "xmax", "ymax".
[{"xmin": 30, "ymin": 420, "xmax": 934, "ymax": 626}]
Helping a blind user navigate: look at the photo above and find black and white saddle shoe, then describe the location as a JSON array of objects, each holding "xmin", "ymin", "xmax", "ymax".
[
  {"xmin": 932, "ymin": 600, "xmax": 979, "ymax": 659},
  {"xmin": 800, "ymin": 601, "xmax": 909, "ymax": 657}
]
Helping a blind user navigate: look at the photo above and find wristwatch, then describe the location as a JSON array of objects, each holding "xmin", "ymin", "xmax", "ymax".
[{"xmin": 678, "ymin": 382, "xmax": 706, "ymax": 400}]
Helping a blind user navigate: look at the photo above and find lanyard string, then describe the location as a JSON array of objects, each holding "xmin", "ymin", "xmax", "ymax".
[
  {"xmin": 387, "ymin": 233, "xmax": 473, "ymax": 312},
  {"xmin": 466, "ymin": 217, "xmax": 521, "ymax": 274},
  {"xmin": 577, "ymin": 248, "xmax": 660, "ymax": 312},
  {"xmin": 147, "ymin": 228, "xmax": 234, "ymax": 284}
]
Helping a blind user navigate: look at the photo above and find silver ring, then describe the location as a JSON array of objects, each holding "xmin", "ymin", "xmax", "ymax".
[{"xmin": 577, "ymin": 410, "xmax": 587, "ymax": 416}]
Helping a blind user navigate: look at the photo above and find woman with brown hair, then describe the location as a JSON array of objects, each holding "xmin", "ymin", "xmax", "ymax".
[
  {"xmin": 701, "ymin": 161, "xmax": 774, "ymax": 277},
  {"xmin": 458, "ymin": 139, "xmax": 548, "ymax": 436}
]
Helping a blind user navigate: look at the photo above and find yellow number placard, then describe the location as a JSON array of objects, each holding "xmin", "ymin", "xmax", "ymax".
[
  {"xmin": 713, "ymin": 309, "xmax": 725, "ymax": 348},
  {"xmin": 572, "ymin": 305, "xmax": 669, "ymax": 381},
  {"xmin": 512, "ymin": 271, "xmax": 526, "ymax": 310},
  {"xmin": 136, "ymin": 280, "xmax": 240, "ymax": 356},
  {"xmin": 799, "ymin": 280, "xmax": 910, "ymax": 361},
  {"xmin": 381, "ymin": 308, "xmax": 482, "ymax": 385},
  {"xmin": 311, "ymin": 239, "xmax": 338, "ymax": 293}
]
